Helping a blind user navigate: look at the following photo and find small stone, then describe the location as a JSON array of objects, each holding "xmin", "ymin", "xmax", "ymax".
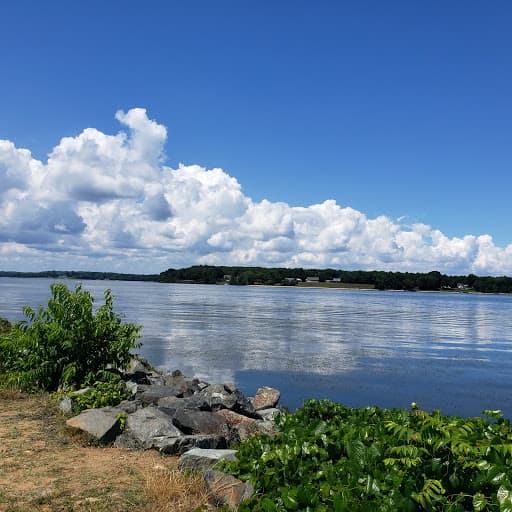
[
  {"xmin": 124, "ymin": 380, "xmax": 138, "ymax": 396},
  {"xmin": 58, "ymin": 396, "xmax": 73, "ymax": 414}
]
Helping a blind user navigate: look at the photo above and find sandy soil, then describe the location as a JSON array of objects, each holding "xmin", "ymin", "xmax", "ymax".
[{"xmin": 0, "ymin": 390, "xmax": 180, "ymax": 512}]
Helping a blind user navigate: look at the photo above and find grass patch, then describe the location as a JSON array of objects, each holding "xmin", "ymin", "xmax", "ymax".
[{"xmin": 143, "ymin": 466, "xmax": 212, "ymax": 512}]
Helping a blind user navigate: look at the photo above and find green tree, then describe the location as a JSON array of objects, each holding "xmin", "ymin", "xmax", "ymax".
[{"xmin": 0, "ymin": 283, "xmax": 141, "ymax": 391}]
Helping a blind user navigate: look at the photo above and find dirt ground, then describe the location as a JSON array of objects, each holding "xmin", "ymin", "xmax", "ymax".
[{"xmin": 0, "ymin": 389, "xmax": 202, "ymax": 512}]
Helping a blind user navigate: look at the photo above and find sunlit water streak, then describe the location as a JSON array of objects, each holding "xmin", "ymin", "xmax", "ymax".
[{"xmin": 1, "ymin": 277, "xmax": 512, "ymax": 417}]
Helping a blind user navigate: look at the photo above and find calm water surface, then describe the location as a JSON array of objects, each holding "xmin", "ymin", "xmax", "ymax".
[{"xmin": 1, "ymin": 277, "xmax": 511, "ymax": 417}]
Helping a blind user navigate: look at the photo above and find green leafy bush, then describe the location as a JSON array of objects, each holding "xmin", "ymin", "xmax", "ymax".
[
  {"xmin": 223, "ymin": 399, "xmax": 512, "ymax": 511},
  {"xmin": 0, "ymin": 283, "xmax": 141, "ymax": 391},
  {"xmin": 69, "ymin": 372, "xmax": 131, "ymax": 414}
]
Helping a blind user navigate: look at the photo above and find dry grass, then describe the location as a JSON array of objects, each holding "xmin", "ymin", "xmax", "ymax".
[
  {"xmin": 0, "ymin": 389, "xmax": 216, "ymax": 512},
  {"xmin": 143, "ymin": 465, "xmax": 212, "ymax": 512}
]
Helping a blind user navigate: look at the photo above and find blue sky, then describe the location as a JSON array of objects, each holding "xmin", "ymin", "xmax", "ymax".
[{"xmin": 0, "ymin": 1, "xmax": 511, "ymax": 274}]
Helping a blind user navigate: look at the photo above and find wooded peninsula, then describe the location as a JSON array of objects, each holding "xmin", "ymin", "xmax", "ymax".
[{"xmin": 2, "ymin": 266, "xmax": 512, "ymax": 293}]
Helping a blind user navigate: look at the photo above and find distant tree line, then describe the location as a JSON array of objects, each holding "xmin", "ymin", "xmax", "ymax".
[
  {"xmin": 159, "ymin": 265, "xmax": 512, "ymax": 293},
  {"xmin": 0, "ymin": 271, "xmax": 159, "ymax": 282},
  {"xmin": 3, "ymin": 267, "xmax": 511, "ymax": 293}
]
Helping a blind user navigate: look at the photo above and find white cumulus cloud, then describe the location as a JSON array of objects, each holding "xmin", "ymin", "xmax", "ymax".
[{"xmin": 0, "ymin": 108, "xmax": 511, "ymax": 275}]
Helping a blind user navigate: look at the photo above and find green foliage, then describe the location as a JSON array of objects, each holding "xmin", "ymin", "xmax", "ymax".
[
  {"xmin": 0, "ymin": 317, "xmax": 11, "ymax": 336},
  {"xmin": 159, "ymin": 265, "xmax": 512, "ymax": 293},
  {"xmin": 222, "ymin": 399, "xmax": 512, "ymax": 511},
  {"xmin": 116, "ymin": 411, "xmax": 127, "ymax": 432},
  {"xmin": 0, "ymin": 283, "xmax": 141, "ymax": 391},
  {"xmin": 69, "ymin": 372, "xmax": 130, "ymax": 414},
  {"xmin": 0, "ymin": 270, "xmax": 159, "ymax": 281}
]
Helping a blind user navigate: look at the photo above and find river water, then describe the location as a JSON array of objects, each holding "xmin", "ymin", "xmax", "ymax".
[{"xmin": 1, "ymin": 277, "xmax": 511, "ymax": 417}]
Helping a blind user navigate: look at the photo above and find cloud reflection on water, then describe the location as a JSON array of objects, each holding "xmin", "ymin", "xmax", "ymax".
[{"xmin": 2, "ymin": 278, "xmax": 512, "ymax": 415}]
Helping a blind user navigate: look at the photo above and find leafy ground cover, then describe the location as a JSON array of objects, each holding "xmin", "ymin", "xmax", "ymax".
[{"xmin": 223, "ymin": 400, "xmax": 512, "ymax": 511}]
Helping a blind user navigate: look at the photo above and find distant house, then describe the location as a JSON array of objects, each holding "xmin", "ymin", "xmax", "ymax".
[
  {"xmin": 223, "ymin": 275, "xmax": 232, "ymax": 281},
  {"xmin": 306, "ymin": 276, "xmax": 320, "ymax": 283},
  {"xmin": 331, "ymin": 277, "xmax": 341, "ymax": 283},
  {"xmin": 457, "ymin": 283, "xmax": 469, "ymax": 290}
]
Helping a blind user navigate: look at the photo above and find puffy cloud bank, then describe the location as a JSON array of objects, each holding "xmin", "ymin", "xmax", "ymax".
[{"xmin": 1, "ymin": 108, "xmax": 511, "ymax": 275}]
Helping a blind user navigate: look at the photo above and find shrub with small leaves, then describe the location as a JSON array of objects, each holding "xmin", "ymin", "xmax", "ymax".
[{"xmin": 0, "ymin": 283, "xmax": 141, "ymax": 391}]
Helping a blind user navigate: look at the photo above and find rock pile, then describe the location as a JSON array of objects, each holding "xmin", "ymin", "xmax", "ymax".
[
  {"xmin": 65, "ymin": 359, "xmax": 282, "ymax": 453},
  {"xmin": 64, "ymin": 358, "xmax": 282, "ymax": 508}
]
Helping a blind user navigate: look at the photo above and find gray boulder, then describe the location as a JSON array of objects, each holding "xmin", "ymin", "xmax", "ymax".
[
  {"xmin": 177, "ymin": 448, "xmax": 237, "ymax": 471},
  {"xmin": 124, "ymin": 406, "xmax": 183, "ymax": 449},
  {"xmin": 158, "ymin": 434, "xmax": 227, "ymax": 455},
  {"xmin": 139, "ymin": 385, "xmax": 191, "ymax": 405},
  {"xmin": 204, "ymin": 470, "xmax": 254, "ymax": 510},
  {"xmin": 199, "ymin": 384, "xmax": 256, "ymax": 417},
  {"xmin": 66, "ymin": 407, "xmax": 121, "ymax": 443},
  {"xmin": 157, "ymin": 394, "xmax": 211, "ymax": 412},
  {"xmin": 171, "ymin": 409, "xmax": 229, "ymax": 437},
  {"xmin": 140, "ymin": 377, "xmax": 201, "ymax": 404}
]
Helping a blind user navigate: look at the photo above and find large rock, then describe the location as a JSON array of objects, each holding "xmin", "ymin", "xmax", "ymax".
[
  {"xmin": 124, "ymin": 406, "xmax": 183, "ymax": 449},
  {"xmin": 177, "ymin": 448, "xmax": 237, "ymax": 471},
  {"xmin": 139, "ymin": 385, "xmax": 192, "ymax": 405},
  {"xmin": 66, "ymin": 407, "xmax": 121, "ymax": 443},
  {"xmin": 199, "ymin": 384, "xmax": 256, "ymax": 417},
  {"xmin": 218, "ymin": 409, "xmax": 261, "ymax": 440},
  {"xmin": 140, "ymin": 377, "xmax": 201, "ymax": 404},
  {"xmin": 158, "ymin": 435, "xmax": 227, "ymax": 455},
  {"xmin": 157, "ymin": 394, "xmax": 211, "ymax": 412},
  {"xmin": 253, "ymin": 386, "xmax": 280, "ymax": 410},
  {"xmin": 204, "ymin": 470, "xmax": 254, "ymax": 510},
  {"xmin": 171, "ymin": 409, "xmax": 229, "ymax": 437}
]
